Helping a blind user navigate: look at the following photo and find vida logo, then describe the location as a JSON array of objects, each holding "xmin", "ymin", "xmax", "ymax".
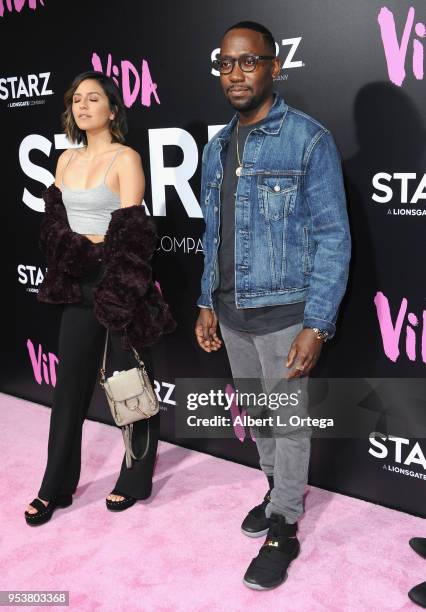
[
  {"xmin": 91, "ymin": 52, "xmax": 160, "ymax": 109},
  {"xmin": 0, "ymin": 0, "xmax": 43, "ymax": 17},
  {"xmin": 378, "ymin": 6, "xmax": 425, "ymax": 86},
  {"xmin": 27, "ymin": 339, "xmax": 58, "ymax": 387},
  {"xmin": 374, "ymin": 292, "xmax": 426, "ymax": 364}
]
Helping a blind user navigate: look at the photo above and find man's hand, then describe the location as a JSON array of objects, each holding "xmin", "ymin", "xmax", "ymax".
[
  {"xmin": 286, "ymin": 328, "xmax": 324, "ymax": 378},
  {"xmin": 195, "ymin": 308, "xmax": 222, "ymax": 353}
]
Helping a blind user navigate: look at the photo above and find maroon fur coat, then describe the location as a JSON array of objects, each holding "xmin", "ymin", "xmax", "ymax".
[{"xmin": 38, "ymin": 184, "xmax": 176, "ymax": 349}]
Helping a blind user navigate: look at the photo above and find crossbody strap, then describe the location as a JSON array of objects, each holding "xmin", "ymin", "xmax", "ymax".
[{"xmin": 100, "ymin": 329, "xmax": 147, "ymax": 383}]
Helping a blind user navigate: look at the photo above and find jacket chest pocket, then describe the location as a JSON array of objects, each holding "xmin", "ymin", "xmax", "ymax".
[{"xmin": 257, "ymin": 177, "xmax": 297, "ymax": 220}]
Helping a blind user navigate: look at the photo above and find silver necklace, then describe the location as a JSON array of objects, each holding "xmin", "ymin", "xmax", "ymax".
[{"xmin": 236, "ymin": 120, "xmax": 243, "ymax": 176}]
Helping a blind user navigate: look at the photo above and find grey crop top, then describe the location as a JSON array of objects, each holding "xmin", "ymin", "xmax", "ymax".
[{"xmin": 61, "ymin": 148, "xmax": 124, "ymax": 235}]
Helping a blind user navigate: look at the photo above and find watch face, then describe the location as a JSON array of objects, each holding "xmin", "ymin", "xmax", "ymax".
[
  {"xmin": 312, "ymin": 328, "xmax": 328, "ymax": 340},
  {"xmin": 307, "ymin": 327, "xmax": 328, "ymax": 339}
]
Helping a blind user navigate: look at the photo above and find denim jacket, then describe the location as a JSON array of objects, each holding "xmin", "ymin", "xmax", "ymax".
[{"xmin": 197, "ymin": 94, "xmax": 351, "ymax": 338}]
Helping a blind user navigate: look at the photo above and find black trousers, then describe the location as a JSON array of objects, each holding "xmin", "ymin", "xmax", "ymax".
[{"xmin": 38, "ymin": 264, "xmax": 160, "ymax": 501}]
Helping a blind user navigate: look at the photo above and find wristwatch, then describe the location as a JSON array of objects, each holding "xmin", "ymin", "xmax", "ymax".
[{"xmin": 309, "ymin": 327, "xmax": 329, "ymax": 342}]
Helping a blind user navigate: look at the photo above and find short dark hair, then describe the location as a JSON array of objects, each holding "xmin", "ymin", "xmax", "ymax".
[
  {"xmin": 62, "ymin": 70, "xmax": 127, "ymax": 146},
  {"xmin": 224, "ymin": 21, "xmax": 276, "ymax": 55}
]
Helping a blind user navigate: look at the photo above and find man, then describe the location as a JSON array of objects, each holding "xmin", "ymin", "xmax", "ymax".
[{"xmin": 195, "ymin": 21, "xmax": 350, "ymax": 590}]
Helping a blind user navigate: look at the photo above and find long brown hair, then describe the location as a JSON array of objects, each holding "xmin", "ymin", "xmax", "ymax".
[{"xmin": 62, "ymin": 71, "xmax": 127, "ymax": 146}]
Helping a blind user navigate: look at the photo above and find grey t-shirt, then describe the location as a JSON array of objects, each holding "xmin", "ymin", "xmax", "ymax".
[{"xmin": 213, "ymin": 119, "xmax": 305, "ymax": 335}]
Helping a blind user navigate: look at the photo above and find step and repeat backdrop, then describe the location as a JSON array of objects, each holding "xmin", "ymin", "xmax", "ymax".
[{"xmin": 0, "ymin": 0, "xmax": 425, "ymax": 515}]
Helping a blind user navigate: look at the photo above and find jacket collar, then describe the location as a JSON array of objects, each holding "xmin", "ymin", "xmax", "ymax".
[{"xmin": 216, "ymin": 93, "xmax": 288, "ymax": 146}]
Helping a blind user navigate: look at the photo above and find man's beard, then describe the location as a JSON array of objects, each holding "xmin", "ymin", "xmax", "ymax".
[
  {"xmin": 224, "ymin": 85, "xmax": 264, "ymax": 113},
  {"xmin": 226, "ymin": 93, "xmax": 259, "ymax": 113}
]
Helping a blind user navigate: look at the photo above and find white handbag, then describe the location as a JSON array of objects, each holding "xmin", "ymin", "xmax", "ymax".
[{"xmin": 100, "ymin": 330, "xmax": 159, "ymax": 468}]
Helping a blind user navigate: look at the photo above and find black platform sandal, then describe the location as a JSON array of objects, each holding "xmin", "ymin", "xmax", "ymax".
[
  {"xmin": 105, "ymin": 489, "xmax": 137, "ymax": 512},
  {"xmin": 24, "ymin": 494, "xmax": 73, "ymax": 526}
]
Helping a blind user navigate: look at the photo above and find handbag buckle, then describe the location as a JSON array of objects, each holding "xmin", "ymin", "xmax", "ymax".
[{"xmin": 125, "ymin": 397, "xmax": 140, "ymax": 411}]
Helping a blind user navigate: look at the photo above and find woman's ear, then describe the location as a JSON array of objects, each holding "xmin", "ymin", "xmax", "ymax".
[{"xmin": 110, "ymin": 104, "xmax": 118, "ymax": 121}]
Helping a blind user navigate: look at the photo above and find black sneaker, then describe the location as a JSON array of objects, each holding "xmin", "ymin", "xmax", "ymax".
[
  {"xmin": 243, "ymin": 513, "xmax": 300, "ymax": 590},
  {"xmin": 410, "ymin": 538, "xmax": 426, "ymax": 559},
  {"xmin": 241, "ymin": 475, "xmax": 274, "ymax": 538},
  {"xmin": 408, "ymin": 582, "xmax": 426, "ymax": 608}
]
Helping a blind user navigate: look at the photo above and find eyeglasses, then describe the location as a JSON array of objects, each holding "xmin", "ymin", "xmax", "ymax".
[{"xmin": 212, "ymin": 54, "xmax": 276, "ymax": 75}]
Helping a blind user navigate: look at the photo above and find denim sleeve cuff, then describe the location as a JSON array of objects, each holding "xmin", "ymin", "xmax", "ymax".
[
  {"xmin": 196, "ymin": 294, "xmax": 213, "ymax": 309},
  {"xmin": 303, "ymin": 317, "xmax": 336, "ymax": 339}
]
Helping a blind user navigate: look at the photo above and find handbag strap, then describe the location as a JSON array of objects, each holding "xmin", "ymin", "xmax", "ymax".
[
  {"xmin": 100, "ymin": 329, "xmax": 147, "ymax": 383},
  {"xmin": 122, "ymin": 421, "xmax": 151, "ymax": 468}
]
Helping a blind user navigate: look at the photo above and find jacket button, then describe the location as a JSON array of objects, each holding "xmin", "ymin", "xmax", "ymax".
[
  {"xmin": 214, "ymin": 238, "xmax": 218, "ymax": 243},
  {"xmin": 214, "ymin": 207, "xmax": 218, "ymax": 212},
  {"xmin": 274, "ymin": 184, "xmax": 281, "ymax": 192},
  {"xmin": 216, "ymin": 172, "xmax": 221, "ymax": 179}
]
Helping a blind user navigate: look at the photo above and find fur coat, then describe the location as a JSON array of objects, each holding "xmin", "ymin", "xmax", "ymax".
[{"xmin": 38, "ymin": 183, "xmax": 176, "ymax": 349}]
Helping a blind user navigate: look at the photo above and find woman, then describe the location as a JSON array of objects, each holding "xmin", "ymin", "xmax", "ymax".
[{"xmin": 24, "ymin": 71, "xmax": 175, "ymax": 525}]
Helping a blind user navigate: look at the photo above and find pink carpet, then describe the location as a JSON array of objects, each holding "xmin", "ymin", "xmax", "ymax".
[{"xmin": 0, "ymin": 392, "xmax": 424, "ymax": 611}]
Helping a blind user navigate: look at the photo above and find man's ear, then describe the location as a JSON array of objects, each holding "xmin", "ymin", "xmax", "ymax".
[{"xmin": 271, "ymin": 57, "xmax": 281, "ymax": 79}]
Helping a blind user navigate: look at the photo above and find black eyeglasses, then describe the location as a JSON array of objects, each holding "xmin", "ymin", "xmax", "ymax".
[{"xmin": 212, "ymin": 54, "xmax": 276, "ymax": 74}]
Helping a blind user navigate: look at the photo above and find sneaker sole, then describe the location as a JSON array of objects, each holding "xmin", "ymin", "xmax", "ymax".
[
  {"xmin": 243, "ymin": 572, "xmax": 288, "ymax": 590},
  {"xmin": 241, "ymin": 526, "xmax": 270, "ymax": 538}
]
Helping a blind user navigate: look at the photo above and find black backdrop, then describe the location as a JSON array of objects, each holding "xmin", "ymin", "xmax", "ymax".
[{"xmin": 1, "ymin": 0, "xmax": 425, "ymax": 515}]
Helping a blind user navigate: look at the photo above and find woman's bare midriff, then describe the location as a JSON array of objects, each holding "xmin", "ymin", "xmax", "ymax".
[{"xmin": 85, "ymin": 234, "xmax": 105, "ymax": 243}]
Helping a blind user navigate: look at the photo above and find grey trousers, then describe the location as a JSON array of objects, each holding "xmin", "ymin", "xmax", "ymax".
[{"xmin": 219, "ymin": 321, "xmax": 311, "ymax": 523}]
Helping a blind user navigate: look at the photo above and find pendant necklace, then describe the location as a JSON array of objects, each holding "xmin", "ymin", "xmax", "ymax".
[{"xmin": 236, "ymin": 120, "xmax": 243, "ymax": 177}]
